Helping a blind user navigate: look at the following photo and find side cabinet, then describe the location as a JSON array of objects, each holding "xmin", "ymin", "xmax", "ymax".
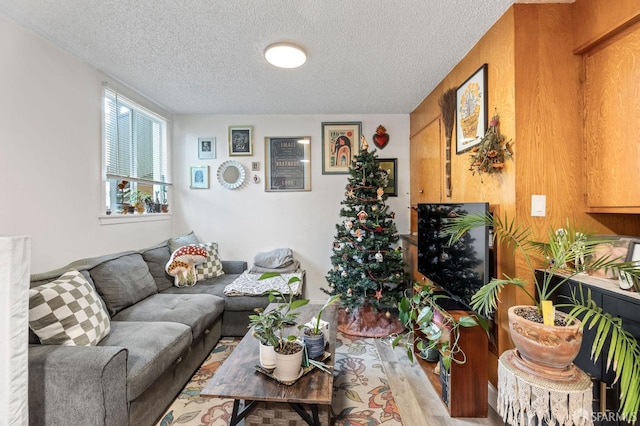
[{"xmin": 546, "ymin": 272, "xmax": 640, "ymax": 425}]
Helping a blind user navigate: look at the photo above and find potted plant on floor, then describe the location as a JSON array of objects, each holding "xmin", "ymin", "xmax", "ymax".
[
  {"xmin": 302, "ymin": 294, "xmax": 341, "ymax": 359},
  {"xmin": 444, "ymin": 213, "xmax": 640, "ymax": 422}
]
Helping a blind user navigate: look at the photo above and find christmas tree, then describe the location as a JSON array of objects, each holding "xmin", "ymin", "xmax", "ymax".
[{"xmin": 324, "ymin": 136, "xmax": 408, "ymax": 336}]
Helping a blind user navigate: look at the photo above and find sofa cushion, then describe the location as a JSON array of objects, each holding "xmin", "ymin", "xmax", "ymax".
[
  {"xmin": 89, "ymin": 253, "xmax": 158, "ymax": 316},
  {"xmin": 29, "ymin": 270, "xmax": 111, "ymax": 346},
  {"xmin": 98, "ymin": 321, "xmax": 192, "ymax": 400},
  {"xmin": 167, "ymin": 231, "xmax": 199, "ymax": 253},
  {"xmin": 141, "ymin": 244, "xmax": 174, "ymax": 292},
  {"xmin": 161, "ymin": 274, "xmax": 271, "ymax": 312},
  {"xmin": 111, "ymin": 293, "xmax": 224, "ymax": 340},
  {"xmin": 196, "ymin": 242, "xmax": 225, "ymax": 280}
]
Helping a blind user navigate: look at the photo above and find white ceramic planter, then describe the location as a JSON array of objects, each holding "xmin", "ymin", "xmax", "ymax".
[
  {"xmin": 273, "ymin": 343, "xmax": 304, "ymax": 382},
  {"xmin": 259, "ymin": 343, "xmax": 276, "ymax": 370}
]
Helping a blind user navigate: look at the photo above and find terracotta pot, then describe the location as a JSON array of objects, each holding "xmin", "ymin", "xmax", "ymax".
[{"xmin": 508, "ymin": 305, "xmax": 582, "ymax": 370}]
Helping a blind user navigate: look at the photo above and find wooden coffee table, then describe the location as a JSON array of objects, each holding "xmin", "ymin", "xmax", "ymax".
[{"xmin": 201, "ymin": 303, "xmax": 338, "ymax": 426}]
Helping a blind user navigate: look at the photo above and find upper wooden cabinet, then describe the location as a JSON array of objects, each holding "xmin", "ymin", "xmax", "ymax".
[
  {"xmin": 410, "ymin": 117, "xmax": 442, "ymax": 207},
  {"xmin": 584, "ymin": 24, "xmax": 640, "ymax": 213}
]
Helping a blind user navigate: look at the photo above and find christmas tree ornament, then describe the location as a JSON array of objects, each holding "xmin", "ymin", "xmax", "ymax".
[
  {"xmin": 385, "ymin": 311, "xmax": 392, "ymax": 319},
  {"xmin": 360, "ymin": 135, "xmax": 369, "ymax": 150},
  {"xmin": 355, "ymin": 229, "xmax": 362, "ymax": 238},
  {"xmin": 377, "ymin": 187, "xmax": 384, "ymax": 201},
  {"xmin": 375, "ymin": 251, "xmax": 383, "ymax": 262},
  {"xmin": 341, "ymin": 271, "xmax": 348, "ymax": 278},
  {"xmin": 347, "ymin": 288, "xmax": 353, "ymax": 296},
  {"xmin": 357, "ymin": 210, "xmax": 368, "ymax": 223},
  {"xmin": 375, "ymin": 289, "xmax": 383, "ymax": 301},
  {"xmin": 344, "ymin": 219, "xmax": 353, "ymax": 230},
  {"xmin": 372, "ymin": 205, "xmax": 378, "ymax": 212}
]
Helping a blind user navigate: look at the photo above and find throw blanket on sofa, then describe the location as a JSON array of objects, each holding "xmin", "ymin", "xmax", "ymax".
[{"xmin": 223, "ymin": 270, "xmax": 304, "ymax": 296}]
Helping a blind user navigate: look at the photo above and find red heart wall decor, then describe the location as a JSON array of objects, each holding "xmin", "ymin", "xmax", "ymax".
[{"xmin": 373, "ymin": 125, "xmax": 389, "ymax": 149}]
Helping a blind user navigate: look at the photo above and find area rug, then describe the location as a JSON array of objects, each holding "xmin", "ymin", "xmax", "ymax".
[{"xmin": 157, "ymin": 333, "xmax": 403, "ymax": 426}]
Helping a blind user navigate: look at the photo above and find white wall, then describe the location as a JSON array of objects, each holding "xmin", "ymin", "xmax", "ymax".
[
  {"xmin": 0, "ymin": 15, "xmax": 174, "ymax": 273},
  {"xmin": 173, "ymin": 115, "xmax": 410, "ymax": 301},
  {"xmin": 0, "ymin": 14, "xmax": 411, "ymax": 295}
]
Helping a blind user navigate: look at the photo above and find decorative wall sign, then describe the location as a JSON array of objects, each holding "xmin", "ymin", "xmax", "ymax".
[
  {"xmin": 375, "ymin": 158, "xmax": 397, "ymax": 196},
  {"xmin": 229, "ymin": 126, "xmax": 253, "ymax": 156},
  {"xmin": 373, "ymin": 125, "xmax": 389, "ymax": 149},
  {"xmin": 189, "ymin": 166, "xmax": 209, "ymax": 189},
  {"xmin": 265, "ymin": 137, "xmax": 311, "ymax": 191},
  {"xmin": 456, "ymin": 64, "xmax": 488, "ymax": 154},
  {"xmin": 321, "ymin": 122, "xmax": 361, "ymax": 174},
  {"xmin": 198, "ymin": 137, "xmax": 216, "ymax": 159}
]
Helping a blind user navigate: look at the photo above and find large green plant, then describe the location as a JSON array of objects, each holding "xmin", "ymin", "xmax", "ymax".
[
  {"xmin": 444, "ymin": 212, "xmax": 640, "ymax": 422},
  {"xmin": 392, "ymin": 283, "xmax": 487, "ymax": 371}
]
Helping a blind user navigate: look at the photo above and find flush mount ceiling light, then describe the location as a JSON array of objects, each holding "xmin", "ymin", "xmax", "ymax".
[{"xmin": 264, "ymin": 42, "xmax": 306, "ymax": 68}]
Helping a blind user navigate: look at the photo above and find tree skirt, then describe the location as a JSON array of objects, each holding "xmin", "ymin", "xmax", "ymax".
[
  {"xmin": 157, "ymin": 333, "xmax": 404, "ymax": 426},
  {"xmin": 338, "ymin": 305, "xmax": 406, "ymax": 338}
]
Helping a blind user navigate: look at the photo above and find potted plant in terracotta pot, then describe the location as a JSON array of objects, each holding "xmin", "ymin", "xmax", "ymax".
[{"xmin": 444, "ymin": 213, "xmax": 640, "ymax": 422}]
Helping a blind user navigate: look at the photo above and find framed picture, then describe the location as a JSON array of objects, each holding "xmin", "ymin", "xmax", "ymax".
[
  {"xmin": 229, "ymin": 126, "xmax": 253, "ymax": 156},
  {"xmin": 265, "ymin": 137, "xmax": 311, "ymax": 192},
  {"xmin": 189, "ymin": 166, "xmax": 209, "ymax": 189},
  {"xmin": 376, "ymin": 158, "xmax": 397, "ymax": 197},
  {"xmin": 321, "ymin": 122, "xmax": 361, "ymax": 174},
  {"xmin": 456, "ymin": 64, "xmax": 488, "ymax": 154},
  {"xmin": 198, "ymin": 137, "xmax": 216, "ymax": 159}
]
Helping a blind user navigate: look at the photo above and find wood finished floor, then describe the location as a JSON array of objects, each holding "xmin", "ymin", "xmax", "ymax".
[{"xmin": 374, "ymin": 338, "xmax": 503, "ymax": 426}]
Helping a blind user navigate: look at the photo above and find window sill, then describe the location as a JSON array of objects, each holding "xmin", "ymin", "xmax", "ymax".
[{"xmin": 98, "ymin": 213, "xmax": 172, "ymax": 226}]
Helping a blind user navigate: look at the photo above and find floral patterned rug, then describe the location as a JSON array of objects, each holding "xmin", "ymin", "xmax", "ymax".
[{"xmin": 157, "ymin": 333, "xmax": 403, "ymax": 426}]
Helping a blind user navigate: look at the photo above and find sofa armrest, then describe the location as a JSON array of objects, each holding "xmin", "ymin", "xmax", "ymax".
[
  {"xmin": 29, "ymin": 344, "xmax": 129, "ymax": 426},
  {"xmin": 222, "ymin": 260, "xmax": 247, "ymax": 274}
]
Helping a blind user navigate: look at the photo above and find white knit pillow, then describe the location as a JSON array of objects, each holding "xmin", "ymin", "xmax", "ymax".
[
  {"xmin": 196, "ymin": 242, "xmax": 225, "ymax": 280},
  {"xmin": 29, "ymin": 270, "xmax": 111, "ymax": 346}
]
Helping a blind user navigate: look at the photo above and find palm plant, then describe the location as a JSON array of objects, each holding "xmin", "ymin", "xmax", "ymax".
[{"xmin": 444, "ymin": 212, "xmax": 640, "ymax": 422}]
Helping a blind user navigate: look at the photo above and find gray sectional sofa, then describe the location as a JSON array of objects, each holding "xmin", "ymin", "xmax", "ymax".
[{"xmin": 28, "ymin": 239, "xmax": 272, "ymax": 426}]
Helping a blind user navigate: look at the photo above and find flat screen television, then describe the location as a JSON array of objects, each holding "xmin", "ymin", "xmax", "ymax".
[{"xmin": 417, "ymin": 202, "xmax": 490, "ymax": 313}]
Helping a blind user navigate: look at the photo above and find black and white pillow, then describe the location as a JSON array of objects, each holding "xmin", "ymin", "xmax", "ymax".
[
  {"xmin": 29, "ymin": 270, "xmax": 111, "ymax": 346},
  {"xmin": 196, "ymin": 242, "xmax": 225, "ymax": 280}
]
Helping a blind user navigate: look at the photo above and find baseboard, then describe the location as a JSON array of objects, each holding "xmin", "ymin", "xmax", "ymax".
[{"xmin": 488, "ymin": 381, "xmax": 498, "ymax": 414}]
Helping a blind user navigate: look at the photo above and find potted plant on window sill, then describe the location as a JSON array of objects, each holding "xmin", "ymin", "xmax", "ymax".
[{"xmin": 444, "ymin": 213, "xmax": 640, "ymax": 422}]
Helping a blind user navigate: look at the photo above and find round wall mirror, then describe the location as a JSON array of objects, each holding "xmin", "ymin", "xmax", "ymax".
[{"xmin": 217, "ymin": 160, "xmax": 246, "ymax": 189}]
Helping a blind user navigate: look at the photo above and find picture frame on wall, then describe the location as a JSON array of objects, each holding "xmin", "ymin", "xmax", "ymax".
[
  {"xmin": 456, "ymin": 64, "xmax": 488, "ymax": 154},
  {"xmin": 375, "ymin": 158, "xmax": 398, "ymax": 197},
  {"xmin": 229, "ymin": 126, "xmax": 253, "ymax": 156},
  {"xmin": 190, "ymin": 166, "xmax": 209, "ymax": 189},
  {"xmin": 321, "ymin": 122, "xmax": 362, "ymax": 174},
  {"xmin": 198, "ymin": 137, "xmax": 216, "ymax": 159},
  {"xmin": 264, "ymin": 136, "xmax": 311, "ymax": 192}
]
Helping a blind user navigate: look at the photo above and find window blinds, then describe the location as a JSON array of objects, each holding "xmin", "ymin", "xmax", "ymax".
[{"xmin": 104, "ymin": 87, "xmax": 170, "ymax": 186}]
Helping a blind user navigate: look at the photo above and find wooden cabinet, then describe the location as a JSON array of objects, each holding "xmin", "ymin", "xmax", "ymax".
[
  {"xmin": 547, "ymin": 272, "xmax": 640, "ymax": 425},
  {"xmin": 400, "ymin": 234, "xmax": 427, "ymax": 285},
  {"xmin": 416, "ymin": 309, "xmax": 488, "ymax": 418},
  {"xmin": 410, "ymin": 118, "xmax": 441, "ymax": 207},
  {"xmin": 584, "ymin": 23, "xmax": 640, "ymax": 213}
]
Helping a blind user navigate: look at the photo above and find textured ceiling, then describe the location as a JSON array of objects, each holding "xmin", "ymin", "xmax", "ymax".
[{"xmin": 0, "ymin": 1, "xmax": 566, "ymax": 115}]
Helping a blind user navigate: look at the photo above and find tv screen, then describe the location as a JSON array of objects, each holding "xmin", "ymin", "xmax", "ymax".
[{"xmin": 417, "ymin": 202, "xmax": 489, "ymax": 312}]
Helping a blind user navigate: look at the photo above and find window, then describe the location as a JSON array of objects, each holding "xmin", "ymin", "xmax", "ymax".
[{"xmin": 103, "ymin": 87, "xmax": 170, "ymax": 216}]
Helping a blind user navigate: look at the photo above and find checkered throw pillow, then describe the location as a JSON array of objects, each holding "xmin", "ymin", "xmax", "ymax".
[
  {"xmin": 29, "ymin": 270, "xmax": 111, "ymax": 346},
  {"xmin": 196, "ymin": 242, "xmax": 225, "ymax": 280}
]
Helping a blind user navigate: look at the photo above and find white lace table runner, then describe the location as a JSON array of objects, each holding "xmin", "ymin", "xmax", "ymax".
[{"xmin": 498, "ymin": 350, "xmax": 593, "ymax": 426}]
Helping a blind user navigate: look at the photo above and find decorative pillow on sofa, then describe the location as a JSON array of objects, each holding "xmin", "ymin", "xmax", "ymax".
[
  {"xmin": 166, "ymin": 244, "xmax": 209, "ymax": 287},
  {"xmin": 196, "ymin": 242, "xmax": 225, "ymax": 280},
  {"xmin": 28, "ymin": 270, "xmax": 111, "ymax": 346},
  {"xmin": 168, "ymin": 231, "xmax": 200, "ymax": 253}
]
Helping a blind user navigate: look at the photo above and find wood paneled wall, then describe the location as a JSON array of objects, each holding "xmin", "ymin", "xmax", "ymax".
[{"xmin": 409, "ymin": 0, "xmax": 640, "ymax": 385}]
